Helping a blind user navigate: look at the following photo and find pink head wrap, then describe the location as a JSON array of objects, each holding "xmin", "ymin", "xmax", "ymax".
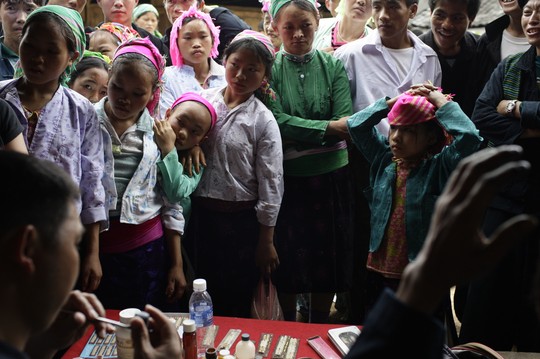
[
  {"xmin": 170, "ymin": 92, "xmax": 217, "ymax": 134},
  {"xmin": 388, "ymin": 94, "xmax": 436, "ymax": 126},
  {"xmin": 113, "ymin": 37, "xmax": 165, "ymax": 116},
  {"xmin": 388, "ymin": 93, "xmax": 453, "ymax": 154},
  {"xmin": 230, "ymin": 29, "xmax": 275, "ymax": 58},
  {"xmin": 170, "ymin": 5, "xmax": 220, "ymax": 67},
  {"xmin": 260, "ymin": 0, "xmax": 271, "ymax": 13}
]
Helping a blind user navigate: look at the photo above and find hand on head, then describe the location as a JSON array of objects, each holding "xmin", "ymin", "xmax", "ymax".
[
  {"xmin": 397, "ymin": 145, "xmax": 537, "ymax": 314},
  {"xmin": 131, "ymin": 304, "xmax": 183, "ymax": 359}
]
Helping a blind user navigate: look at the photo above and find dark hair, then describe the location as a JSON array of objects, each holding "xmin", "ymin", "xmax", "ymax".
[
  {"xmin": 0, "ymin": 151, "xmax": 79, "ymax": 247},
  {"xmin": 22, "ymin": 11, "xmax": 77, "ymax": 56},
  {"xmin": 428, "ymin": 0, "xmax": 480, "ymax": 20},
  {"xmin": 272, "ymin": 0, "xmax": 318, "ymax": 23},
  {"xmin": 405, "ymin": 0, "xmax": 419, "ymax": 6},
  {"xmin": 223, "ymin": 37, "xmax": 274, "ymax": 103},
  {"xmin": 68, "ymin": 56, "xmax": 109, "ymax": 86},
  {"xmin": 519, "ymin": 0, "xmax": 529, "ymax": 8},
  {"xmin": 111, "ymin": 52, "xmax": 159, "ymax": 90}
]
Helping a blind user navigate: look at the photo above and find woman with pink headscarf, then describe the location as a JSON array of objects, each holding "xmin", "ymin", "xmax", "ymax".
[
  {"xmin": 158, "ymin": 6, "xmax": 226, "ymax": 117},
  {"xmin": 95, "ymin": 37, "xmax": 186, "ymax": 311}
]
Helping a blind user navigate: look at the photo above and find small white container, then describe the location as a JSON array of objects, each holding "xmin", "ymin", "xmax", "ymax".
[
  {"xmin": 116, "ymin": 308, "xmax": 141, "ymax": 359},
  {"xmin": 235, "ymin": 333, "xmax": 255, "ymax": 359}
]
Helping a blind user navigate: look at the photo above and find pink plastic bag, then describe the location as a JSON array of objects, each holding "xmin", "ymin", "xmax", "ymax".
[{"xmin": 251, "ymin": 276, "xmax": 284, "ymax": 320}]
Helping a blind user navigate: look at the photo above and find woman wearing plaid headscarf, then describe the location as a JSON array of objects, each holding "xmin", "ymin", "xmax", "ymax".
[{"xmin": 0, "ymin": 5, "xmax": 107, "ymax": 293}]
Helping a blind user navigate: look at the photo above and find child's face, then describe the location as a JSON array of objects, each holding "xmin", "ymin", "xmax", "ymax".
[
  {"xmin": 166, "ymin": 100, "xmax": 211, "ymax": 151},
  {"xmin": 19, "ymin": 20, "xmax": 76, "ymax": 86},
  {"xmin": 224, "ymin": 47, "xmax": 267, "ymax": 101},
  {"xmin": 430, "ymin": 0, "xmax": 471, "ymax": 57},
  {"xmin": 106, "ymin": 62, "xmax": 154, "ymax": 122},
  {"xmin": 522, "ymin": 0, "xmax": 540, "ymax": 49},
  {"xmin": 135, "ymin": 11, "xmax": 158, "ymax": 34},
  {"xmin": 372, "ymin": 0, "xmax": 417, "ymax": 48},
  {"xmin": 388, "ymin": 123, "xmax": 436, "ymax": 162},
  {"xmin": 0, "ymin": 0, "xmax": 38, "ymax": 49},
  {"xmin": 273, "ymin": 3, "xmax": 318, "ymax": 56},
  {"xmin": 177, "ymin": 19, "xmax": 212, "ymax": 66},
  {"xmin": 70, "ymin": 67, "xmax": 109, "ymax": 104},
  {"xmin": 89, "ymin": 30, "xmax": 119, "ymax": 59}
]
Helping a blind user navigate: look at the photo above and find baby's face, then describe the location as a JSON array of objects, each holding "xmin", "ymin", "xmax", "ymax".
[{"xmin": 166, "ymin": 100, "xmax": 212, "ymax": 151}]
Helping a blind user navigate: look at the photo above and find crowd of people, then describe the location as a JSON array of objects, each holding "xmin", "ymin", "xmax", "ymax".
[{"xmin": 1, "ymin": 0, "xmax": 540, "ymax": 357}]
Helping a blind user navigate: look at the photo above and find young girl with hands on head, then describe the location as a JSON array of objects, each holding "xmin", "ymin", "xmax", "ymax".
[
  {"xmin": 0, "ymin": 5, "xmax": 107, "ymax": 293},
  {"xmin": 158, "ymin": 6, "xmax": 226, "ymax": 116},
  {"xmin": 187, "ymin": 30, "xmax": 284, "ymax": 318},
  {"xmin": 336, "ymin": 83, "xmax": 482, "ymax": 311},
  {"xmin": 95, "ymin": 37, "xmax": 186, "ymax": 310}
]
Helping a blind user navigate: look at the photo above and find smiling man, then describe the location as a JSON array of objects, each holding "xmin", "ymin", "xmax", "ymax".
[{"xmin": 419, "ymin": 0, "xmax": 480, "ymax": 117}]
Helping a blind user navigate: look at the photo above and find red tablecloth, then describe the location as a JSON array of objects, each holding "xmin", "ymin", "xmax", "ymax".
[{"xmin": 62, "ymin": 311, "xmax": 359, "ymax": 359}]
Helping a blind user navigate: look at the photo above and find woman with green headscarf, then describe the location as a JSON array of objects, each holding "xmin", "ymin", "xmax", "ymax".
[
  {"xmin": 0, "ymin": 5, "xmax": 107, "ymax": 294},
  {"xmin": 133, "ymin": 3, "xmax": 163, "ymax": 38}
]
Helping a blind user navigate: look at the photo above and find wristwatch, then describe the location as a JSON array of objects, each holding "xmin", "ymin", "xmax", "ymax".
[{"xmin": 506, "ymin": 100, "xmax": 518, "ymax": 115}]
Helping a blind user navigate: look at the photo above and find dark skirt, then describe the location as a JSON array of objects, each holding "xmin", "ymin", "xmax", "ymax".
[
  {"xmin": 95, "ymin": 236, "xmax": 175, "ymax": 311},
  {"xmin": 273, "ymin": 166, "xmax": 354, "ymax": 293},
  {"xmin": 185, "ymin": 200, "xmax": 260, "ymax": 318}
]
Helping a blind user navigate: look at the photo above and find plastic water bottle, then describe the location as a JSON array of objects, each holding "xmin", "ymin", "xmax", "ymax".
[
  {"xmin": 189, "ymin": 278, "xmax": 214, "ymax": 358},
  {"xmin": 235, "ymin": 333, "xmax": 256, "ymax": 359}
]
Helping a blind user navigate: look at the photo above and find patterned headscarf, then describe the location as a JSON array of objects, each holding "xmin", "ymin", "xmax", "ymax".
[
  {"xmin": 18, "ymin": 5, "xmax": 86, "ymax": 86},
  {"xmin": 113, "ymin": 37, "xmax": 165, "ymax": 116},
  {"xmin": 388, "ymin": 94, "xmax": 437, "ymax": 126},
  {"xmin": 388, "ymin": 93, "xmax": 453, "ymax": 154},
  {"xmin": 170, "ymin": 5, "xmax": 220, "ymax": 67},
  {"xmin": 260, "ymin": 0, "xmax": 271, "ymax": 13},
  {"xmin": 171, "ymin": 92, "xmax": 217, "ymax": 134},
  {"xmin": 270, "ymin": 0, "xmax": 318, "ymax": 20},
  {"xmin": 230, "ymin": 29, "xmax": 275, "ymax": 58},
  {"xmin": 95, "ymin": 22, "xmax": 140, "ymax": 45}
]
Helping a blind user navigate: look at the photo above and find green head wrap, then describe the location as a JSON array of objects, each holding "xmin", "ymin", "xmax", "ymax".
[
  {"xmin": 83, "ymin": 50, "xmax": 112, "ymax": 65},
  {"xmin": 132, "ymin": 3, "xmax": 159, "ymax": 21},
  {"xmin": 19, "ymin": 5, "xmax": 86, "ymax": 86},
  {"xmin": 270, "ymin": 0, "xmax": 318, "ymax": 20}
]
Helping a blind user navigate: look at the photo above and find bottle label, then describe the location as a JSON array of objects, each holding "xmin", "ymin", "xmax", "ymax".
[{"xmin": 190, "ymin": 304, "xmax": 213, "ymax": 327}]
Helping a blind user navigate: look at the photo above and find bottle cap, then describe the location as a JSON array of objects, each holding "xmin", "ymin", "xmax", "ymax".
[
  {"xmin": 206, "ymin": 347, "xmax": 217, "ymax": 359},
  {"xmin": 218, "ymin": 349, "xmax": 230, "ymax": 357},
  {"xmin": 241, "ymin": 333, "xmax": 250, "ymax": 341},
  {"xmin": 183, "ymin": 319, "xmax": 196, "ymax": 333},
  {"xmin": 119, "ymin": 308, "xmax": 141, "ymax": 324},
  {"xmin": 193, "ymin": 278, "xmax": 207, "ymax": 291}
]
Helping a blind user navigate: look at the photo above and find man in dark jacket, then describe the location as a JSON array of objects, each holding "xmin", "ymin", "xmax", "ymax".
[{"xmin": 419, "ymin": 0, "xmax": 480, "ymax": 117}]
